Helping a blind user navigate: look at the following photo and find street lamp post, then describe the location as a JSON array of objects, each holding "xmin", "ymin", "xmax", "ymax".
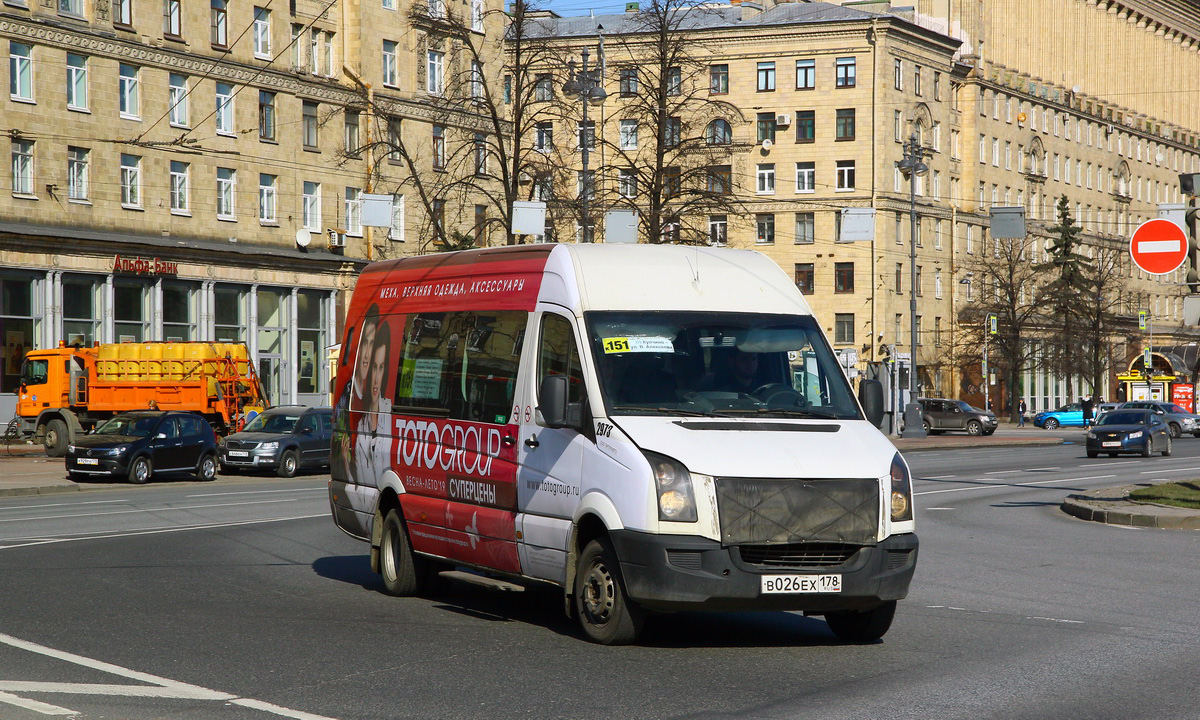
[
  {"xmin": 562, "ymin": 43, "xmax": 606, "ymax": 242},
  {"xmin": 897, "ymin": 131, "xmax": 931, "ymax": 438}
]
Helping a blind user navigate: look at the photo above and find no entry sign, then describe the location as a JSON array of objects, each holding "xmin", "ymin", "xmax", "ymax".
[{"xmin": 1129, "ymin": 218, "xmax": 1188, "ymax": 275}]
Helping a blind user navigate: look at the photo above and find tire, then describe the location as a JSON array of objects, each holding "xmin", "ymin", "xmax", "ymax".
[
  {"xmin": 1086, "ymin": 449, "xmax": 1098, "ymax": 458},
  {"xmin": 966, "ymin": 420, "xmax": 983, "ymax": 436},
  {"xmin": 276, "ymin": 449, "xmax": 298, "ymax": 478},
  {"xmin": 983, "ymin": 429, "xmax": 996, "ymax": 436},
  {"xmin": 1044, "ymin": 418, "xmax": 1060, "ymax": 430},
  {"xmin": 127, "ymin": 456, "xmax": 152, "ymax": 484},
  {"xmin": 43, "ymin": 419, "xmax": 69, "ymax": 457},
  {"xmin": 921, "ymin": 420, "xmax": 931, "ymax": 433},
  {"xmin": 826, "ymin": 600, "xmax": 897, "ymax": 643},
  {"xmin": 575, "ymin": 537, "xmax": 645, "ymax": 645},
  {"xmin": 195, "ymin": 453, "xmax": 217, "ymax": 481},
  {"xmin": 1169, "ymin": 423, "xmax": 1181, "ymax": 439},
  {"xmin": 379, "ymin": 509, "xmax": 424, "ymax": 597},
  {"xmin": 1162, "ymin": 436, "xmax": 1172, "ymax": 457},
  {"xmin": 1193, "ymin": 432, "xmax": 1200, "ymax": 439},
  {"xmin": 1142, "ymin": 437, "xmax": 1153, "ymax": 458}
]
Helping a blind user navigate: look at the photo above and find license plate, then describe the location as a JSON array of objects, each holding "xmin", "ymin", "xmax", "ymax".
[
  {"xmin": 76, "ymin": 458, "xmax": 99, "ymax": 465},
  {"xmin": 1101, "ymin": 441, "xmax": 1121, "ymax": 447},
  {"xmin": 761, "ymin": 574, "xmax": 842, "ymax": 594},
  {"xmin": 228, "ymin": 450, "xmax": 249, "ymax": 457}
]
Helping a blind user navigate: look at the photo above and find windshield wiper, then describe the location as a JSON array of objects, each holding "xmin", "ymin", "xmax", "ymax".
[{"xmin": 727, "ymin": 407, "xmax": 843, "ymax": 419}]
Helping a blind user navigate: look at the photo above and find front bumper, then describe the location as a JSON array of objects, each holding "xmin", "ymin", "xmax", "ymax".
[
  {"xmin": 1086, "ymin": 434, "xmax": 1146, "ymax": 454},
  {"xmin": 608, "ymin": 530, "xmax": 918, "ymax": 613},
  {"xmin": 66, "ymin": 454, "xmax": 130, "ymax": 477},
  {"xmin": 219, "ymin": 447, "xmax": 281, "ymax": 469}
]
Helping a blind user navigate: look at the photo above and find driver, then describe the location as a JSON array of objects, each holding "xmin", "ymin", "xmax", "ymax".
[{"xmin": 711, "ymin": 349, "xmax": 760, "ymax": 394}]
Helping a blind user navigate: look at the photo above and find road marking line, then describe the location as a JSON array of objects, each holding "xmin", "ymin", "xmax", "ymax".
[
  {"xmin": 915, "ymin": 474, "xmax": 1116, "ymax": 496},
  {"xmin": 0, "ymin": 498, "xmax": 305, "ymax": 524},
  {"xmin": 231, "ymin": 698, "xmax": 340, "ymax": 720},
  {"xmin": 187, "ymin": 488, "xmax": 325, "ymax": 498},
  {"xmin": 984, "ymin": 470, "xmax": 1022, "ymax": 475},
  {"xmin": 0, "ymin": 500, "xmax": 126, "ymax": 513},
  {"xmin": 1086, "ymin": 461, "xmax": 1137, "ymax": 467},
  {"xmin": 1139, "ymin": 466, "xmax": 1200, "ymax": 474},
  {"xmin": 0, "ymin": 690, "xmax": 76, "ymax": 716},
  {"xmin": 0, "ymin": 514, "xmax": 327, "ymax": 550},
  {"xmin": 920, "ymin": 475, "xmax": 957, "ymax": 479},
  {"xmin": 1024, "ymin": 467, "xmax": 1060, "ymax": 471},
  {"xmin": 0, "ymin": 682, "xmax": 227, "ymax": 698},
  {"xmin": 925, "ymin": 507, "xmax": 954, "ymax": 510}
]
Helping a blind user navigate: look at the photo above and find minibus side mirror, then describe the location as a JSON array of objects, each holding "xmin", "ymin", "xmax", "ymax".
[
  {"xmin": 538, "ymin": 374, "xmax": 584, "ymax": 431},
  {"xmin": 858, "ymin": 379, "xmax": 884, "ymax": 429}
]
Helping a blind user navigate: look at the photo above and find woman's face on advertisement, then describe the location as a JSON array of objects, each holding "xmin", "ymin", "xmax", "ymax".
[{"xmin": 369, "ymin": 342, "xmax": 387, "ymax": 403}]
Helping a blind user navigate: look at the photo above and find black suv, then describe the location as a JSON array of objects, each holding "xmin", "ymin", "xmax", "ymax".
[
  {"xmin": 66, "ymin": 411, "xmax": 218, "ymax": 484},
  {"xmin": 219, "ymin": 406, "xmax": 333, "ymax": 477},
  {"xmin": 918, "ymin": 398, "xmax": 998, "ymax": 436}
]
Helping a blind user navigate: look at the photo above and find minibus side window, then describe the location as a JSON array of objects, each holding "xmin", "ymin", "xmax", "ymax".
[{"xmin": 538, "ymin": 314, "xmax": 585, "ymax": 405}]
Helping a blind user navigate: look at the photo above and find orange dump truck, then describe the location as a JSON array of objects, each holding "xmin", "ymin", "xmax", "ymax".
[{"xmin": 12, "ymin": 341, "xmax": 267, "ymax": 456}]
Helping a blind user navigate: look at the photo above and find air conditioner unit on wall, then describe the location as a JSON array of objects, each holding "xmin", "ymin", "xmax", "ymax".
[
  {"xmin": 775, "ymin": 113, "xmax": 791, "ymax": 127},
  {"xmin": 328, "ymin": 230, "xmax": 346, "ymax": 248}
]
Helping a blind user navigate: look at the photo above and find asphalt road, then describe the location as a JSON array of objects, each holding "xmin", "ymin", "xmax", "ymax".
[{"xmin": 0, "ymin": 440, "xmax": 1198, "ymax": 720}]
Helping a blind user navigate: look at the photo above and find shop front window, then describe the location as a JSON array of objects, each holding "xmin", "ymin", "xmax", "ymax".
[
  {"xmin": 256, "ymin": 287, "xmax": 287, "ymax": 404},
  {"xmin": 162, "ymin": 281, "xmax": 198, "ymax": 341},
  {"xmin": 1, "ymin": 276, "xmax": 36, "ymax": 394},
  {"xmin": 62, "ymin": 275, "xmax": 100, "ymax": 346},
  {"xmin": 114, "ymin": 279, "xmax": 150, "ymax": 342},
  {"xmin": 214, "ymin": 284, "xmax": 246, "ymax": 343},
  {"xmin": 296, "ymin": 290, "xmax": 326, "ymax": 395}
]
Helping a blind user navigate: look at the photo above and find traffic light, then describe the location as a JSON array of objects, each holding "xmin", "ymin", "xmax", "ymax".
[{"xmin": 1182, "ymin": 173, "xmax": 1199, "ymax": 292}]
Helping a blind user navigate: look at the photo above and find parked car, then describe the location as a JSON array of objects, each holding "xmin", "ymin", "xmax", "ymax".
[
  {"xmin": 1086, "ymin": 409, "xmax": 1172, "ymax": 457},
  {"xmin": 1092, "ymin": 402, "xmax": 1121, "ymax": 424},
  {"xmin": 1117, "ymin": 401, "xmax": 1200, "ymax": 438},
  {"xmin": 219, "ymin": 405, "xmax": 333, "ymax": 477},
  {"xmin": 1033, "ymin": 403, "xmax": 1086, "ymax": 429},
  {"xmin": 917, "ymin": 398, "xmax": 998, "ymax": 435},
  {"xmin": 65, "ymin": 411, "xmax": 218, "ymax": 484}
]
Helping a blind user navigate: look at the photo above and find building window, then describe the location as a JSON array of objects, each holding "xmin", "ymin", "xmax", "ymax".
[
  {"xmin": 344, "ymin": 187, "xmax": 362, "ymax": 235},
  {"xmin": 665, "ymin": 117, "xmax": 681, "ymax": 148},
  {"xmin": 666, "ymin": 66, "xmax": 681, "ymax": 96},
  {"xmin": 757, "ymin": 112, "xmax": 776, "ymax": 143},
  {"xmin": 836, "ymin": 160, "xmax": 855, "ymax": 190},
  {"xmin": 119, "ymin": 63, "xmax": 139, "ymax": 118},
  {"xmin": 216, "ymin": 167, "xmax": 235, "ymax": 219},
  {"xmin": 211, "ymin": 0, "xmax": 228, "ymax": 46},
  {"xmin": 471, "ymin": 0, "xmax": 484, "ymax": 32},
  {"xmin": 709, "ymin": 215, "xmax": 727, "ymax": 245},
  {"xmin": 433, "ymin": 124, "xmax": 446, "ymax": 170},
  {"xmin": 11, "ymin": 139, "xmax": 33, "ymax": 195},
  {"xmin": 794, "ymin": 263, "xmax": 814, "ymax": 295},
  {"xmin": 915, "ymin": 265, "xmax": 923, "ymax": 294},
  {"xmin": 114, "ymin": 0, "xmax": 132, "ymax": 26},
  {"xmin": 706, "ymin": 165, "xmax": 731, "ymax": 194},
  {"xmin": 755, "ymin": 214, "xmax": 775, "ymax": 244},
  {"xmin": 618, "ymin": 168, "xmax": 637, "ymax": 198},
  {"xmin": 893, "ymin": 59, "xmax": 902, "ymax": 90},
  {"xmin": 535, "ymin": 74, "xmax": 552, "ymax": 102},
  {"xmin": 253, "ymin": 7, "xmax": 271, "ymax": 58},
  {"xmin": 474, "ymin": 133, "xmax": 488, "ymax": 176},
  {"xmin": 835, "ymin": 314, "xmax": 854, "ymax": 344},
  {"xmin": 663, "ymin": 168, "xmax": 681, "ymax": 199},
  {"xmin": 915, "ymin": 316, "xmax": 923, "ymax": 344},
  {"xmin": 258, "ymin": 90, "xmax": 276, "ymax": 141},
  {"xmin": 835, "ymin": 108, "xmax": 855, "ymax": 140},
  {"xmin": 169, "ymin": 160, "xmax": 189, "ymax": 213},
  {"xmin": 302, "ymin": 100, "xmax": 319, "ymax": 149},
  {"xmin": 303, "ymin": 184, "xmax": 323, "ymax": 230},
  {"xmin": 577, "ymin": 170, "xmax": 594, "ymax": 202},
  {"xmin": 934, "ymin": 317, "xmax": 942, "ymax": 346},
  {"xmin": 471, "ymin": 61, "xmax": 484, "ymax": 103},
  {"xmin": 536, "ymin": 121, "xmax": 554, "ymax": 152},
  {"xmin": 67, "ymin": 146, "xmax": 88, "ymax": 201},
  {"xmin": 577, "ymin": 120, "xmax": 595, "ymax": 150},
  {"xmin": 292, "ymin": 25, "xmax": 308, "ymax": 72},
  {"xmin": 389, "ymin": 193, "xmax": 406, "ymax": 241},
  {"xmin": 934, "ymin": 269, "xmax": 943, "ymax": 298},
  {"xmin": 790, "ymin": 59, "xmax": 813, "ymax": 91},
  {"xmin": 608, "ymin": 119, "xmax": 633, "ymax": 150},
  {"xmin": 756, "ymin": 163, "xmax": 775, "ymax": 194},
  {"xmin": 835, "ymin": 57, "xmax": 856, "ymax": 87},
  {"xmin": 66, "ymin": 53, "xmax": 87, "ymax": 111},
  {"xmin": 933, "ymin": 71, "xmax": 941, "ymax": 101},
  {"xmin": 344, "ymin": 110, "xmax": 360, "ymax": 154},
  {"xmin": 387, "ymin": 117, "xmax": 402, "ymax": 161},
  {"xmin": 834, "ymin": 262, "xmax": 854, "ymax": 293},
  {"xmin": 894, "ymin": 314, "xmax": 903, "ymax": 344},
  {"xmin": 913, "ymin": 65, "xmax": 922, "ymax": 95},
  {"xmin": 215, "ymin": 82, "xmax": 234, "ymax": 135},
  {"xmin": 795, "ymin": 161, "xmax": 814, "ymax": 192},
  {"xmin": 163, "ymin": 0, "xmax": 181, "ymax": 37},
  {"xmin": 794, "ymin": 212, "xmax": 814, "ymax": 244},
  {"xmin": 119, "ymin": 153, "xmax": 141, "ymax": 207},
  {"xmin": 894, "ymin": 263, "xmax": 903, "ymax": 293},
  {"xmin": 168, "ymin": 73, "xmax": 187, "ymax": 127},
  {"xmin": 258, "ymin": 173, "xmax": 276, "ymax": 222},
  {"xmin": 796, "ymin": 110, "xmax": 814, "ymax": 143},
  {"xmin": 710, "ymin": 64, "xmax": 727, "ymax": 94},
  {"xmin": 757, "ymin": 61, "xmax": 775, "ymax": 91},
  {"xmin": 382, "ymin": 40, "xmax": 398, "ymax": 87},
  {"xmin": 427, "ymin": 50, "xmax": 445, "ymax": 95}
]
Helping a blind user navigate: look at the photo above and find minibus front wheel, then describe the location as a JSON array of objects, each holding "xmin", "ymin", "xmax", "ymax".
[
  {"xmin": 575, "ymin": 538, "xmax": 645, "ymax": 645},
  {"xmin": 380, "ymin": 509, "xmax": 423, "ymax": 596},
  {"xmin": 825, "ymin": 600, "xmax": 896, "ymax": 643}
]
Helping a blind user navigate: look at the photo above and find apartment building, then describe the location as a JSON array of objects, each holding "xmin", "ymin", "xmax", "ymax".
[{"xmin": 0, "ymin": 0, "xmax": 505, "ymax": 414}]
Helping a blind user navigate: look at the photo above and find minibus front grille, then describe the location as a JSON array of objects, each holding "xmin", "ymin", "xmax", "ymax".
[
  {"xmin": 715, "ymin": 477, "xmax": 878, "ymax": 547},
  {"xmin": 738, "ymin": 543, "xmax": 859, "ymax": 568}
]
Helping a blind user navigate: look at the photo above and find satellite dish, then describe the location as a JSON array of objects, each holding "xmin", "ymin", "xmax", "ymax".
[
  {"xmin": 761, "ymin": 138, "xmax": 773, "ymax": 151},
  {"xmin": 295, "ymin": 228, "xmax": 311, "ymax": 247}
]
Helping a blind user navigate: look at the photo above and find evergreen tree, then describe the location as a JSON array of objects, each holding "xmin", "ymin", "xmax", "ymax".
[{"xmin": 1038, "ymin": 195, "xmax": 1094, "ymax": 397}]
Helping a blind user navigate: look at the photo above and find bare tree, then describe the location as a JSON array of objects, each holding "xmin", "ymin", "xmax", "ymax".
[
  {"xmin": 957, "ymin": 235, "xmax": 1050, "ymax": 421},
  {"xmin": 1076, "ymin": 241, "xmax": 1133, "ymax": 398}
]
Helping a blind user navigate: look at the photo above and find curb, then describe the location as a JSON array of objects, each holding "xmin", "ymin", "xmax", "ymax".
[
  {"xmin": 0, "ymin": 484, "xmax": 82, "ymax": 498},
  {"xmin": 892, "ymin": 437, "xmax": 1065, "ymax": 452},
  {"xmin": 1061, "ymin": 485, "xmax": 1200, "ymax": 530}
]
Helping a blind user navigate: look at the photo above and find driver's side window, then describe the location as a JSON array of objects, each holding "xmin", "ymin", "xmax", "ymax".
[
  {"xmin": 159, "ymin": 418, "xmax": 179, "ymax": 439},
  {"xmin": 538, "ymin": 314, "xmax": 585, "ymax": 405}
]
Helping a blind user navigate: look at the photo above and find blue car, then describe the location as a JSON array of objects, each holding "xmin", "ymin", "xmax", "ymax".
[{"xmin": 1033, "ymin": 403, "xmax": 1085, "ymax": 429}]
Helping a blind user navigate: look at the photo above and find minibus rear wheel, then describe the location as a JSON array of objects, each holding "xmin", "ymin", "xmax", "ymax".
[
  {"xmin": 825, "ymin": 600, "xmax": 896, "ymax": 643},
  {"xmin": 380, "ymin": 509, "xmax": 423, "ymax": 596},
  {"xmin": 575, "ymin": 538, "xmax": 644, "ymax": 645}
]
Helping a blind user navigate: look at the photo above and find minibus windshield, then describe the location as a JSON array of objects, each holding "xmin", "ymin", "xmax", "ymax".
[{"xmin": 585, "ymin": 311, "xmax": 862, "ymax": 420}]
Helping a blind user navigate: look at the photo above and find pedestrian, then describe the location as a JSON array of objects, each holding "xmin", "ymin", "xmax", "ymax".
[
  {"xmin": 1082, "ymin": 395, "xmax": 1094, "ymax": 428},
  {"xmin": 1018, "ymin": 399, "xmax": 1027, "ymax": 427}
]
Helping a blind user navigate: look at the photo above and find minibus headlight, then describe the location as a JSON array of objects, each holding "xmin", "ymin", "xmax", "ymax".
[
  {"xmin": 890, "ymin": 452, "xmax": 913, "ymax": 522},
  {"xmin": 645, "ymin": 451, "xmax": 698, "ymax": 523}
]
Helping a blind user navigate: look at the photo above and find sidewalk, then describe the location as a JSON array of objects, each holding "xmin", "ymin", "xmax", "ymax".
[
  {"xmin": 890, "ymin": 422, "xmax": 1071, "ymax": 452},
  {"xmin": 1061, "ymin": 485, "xmax": 1200, "ymax": 530}
]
